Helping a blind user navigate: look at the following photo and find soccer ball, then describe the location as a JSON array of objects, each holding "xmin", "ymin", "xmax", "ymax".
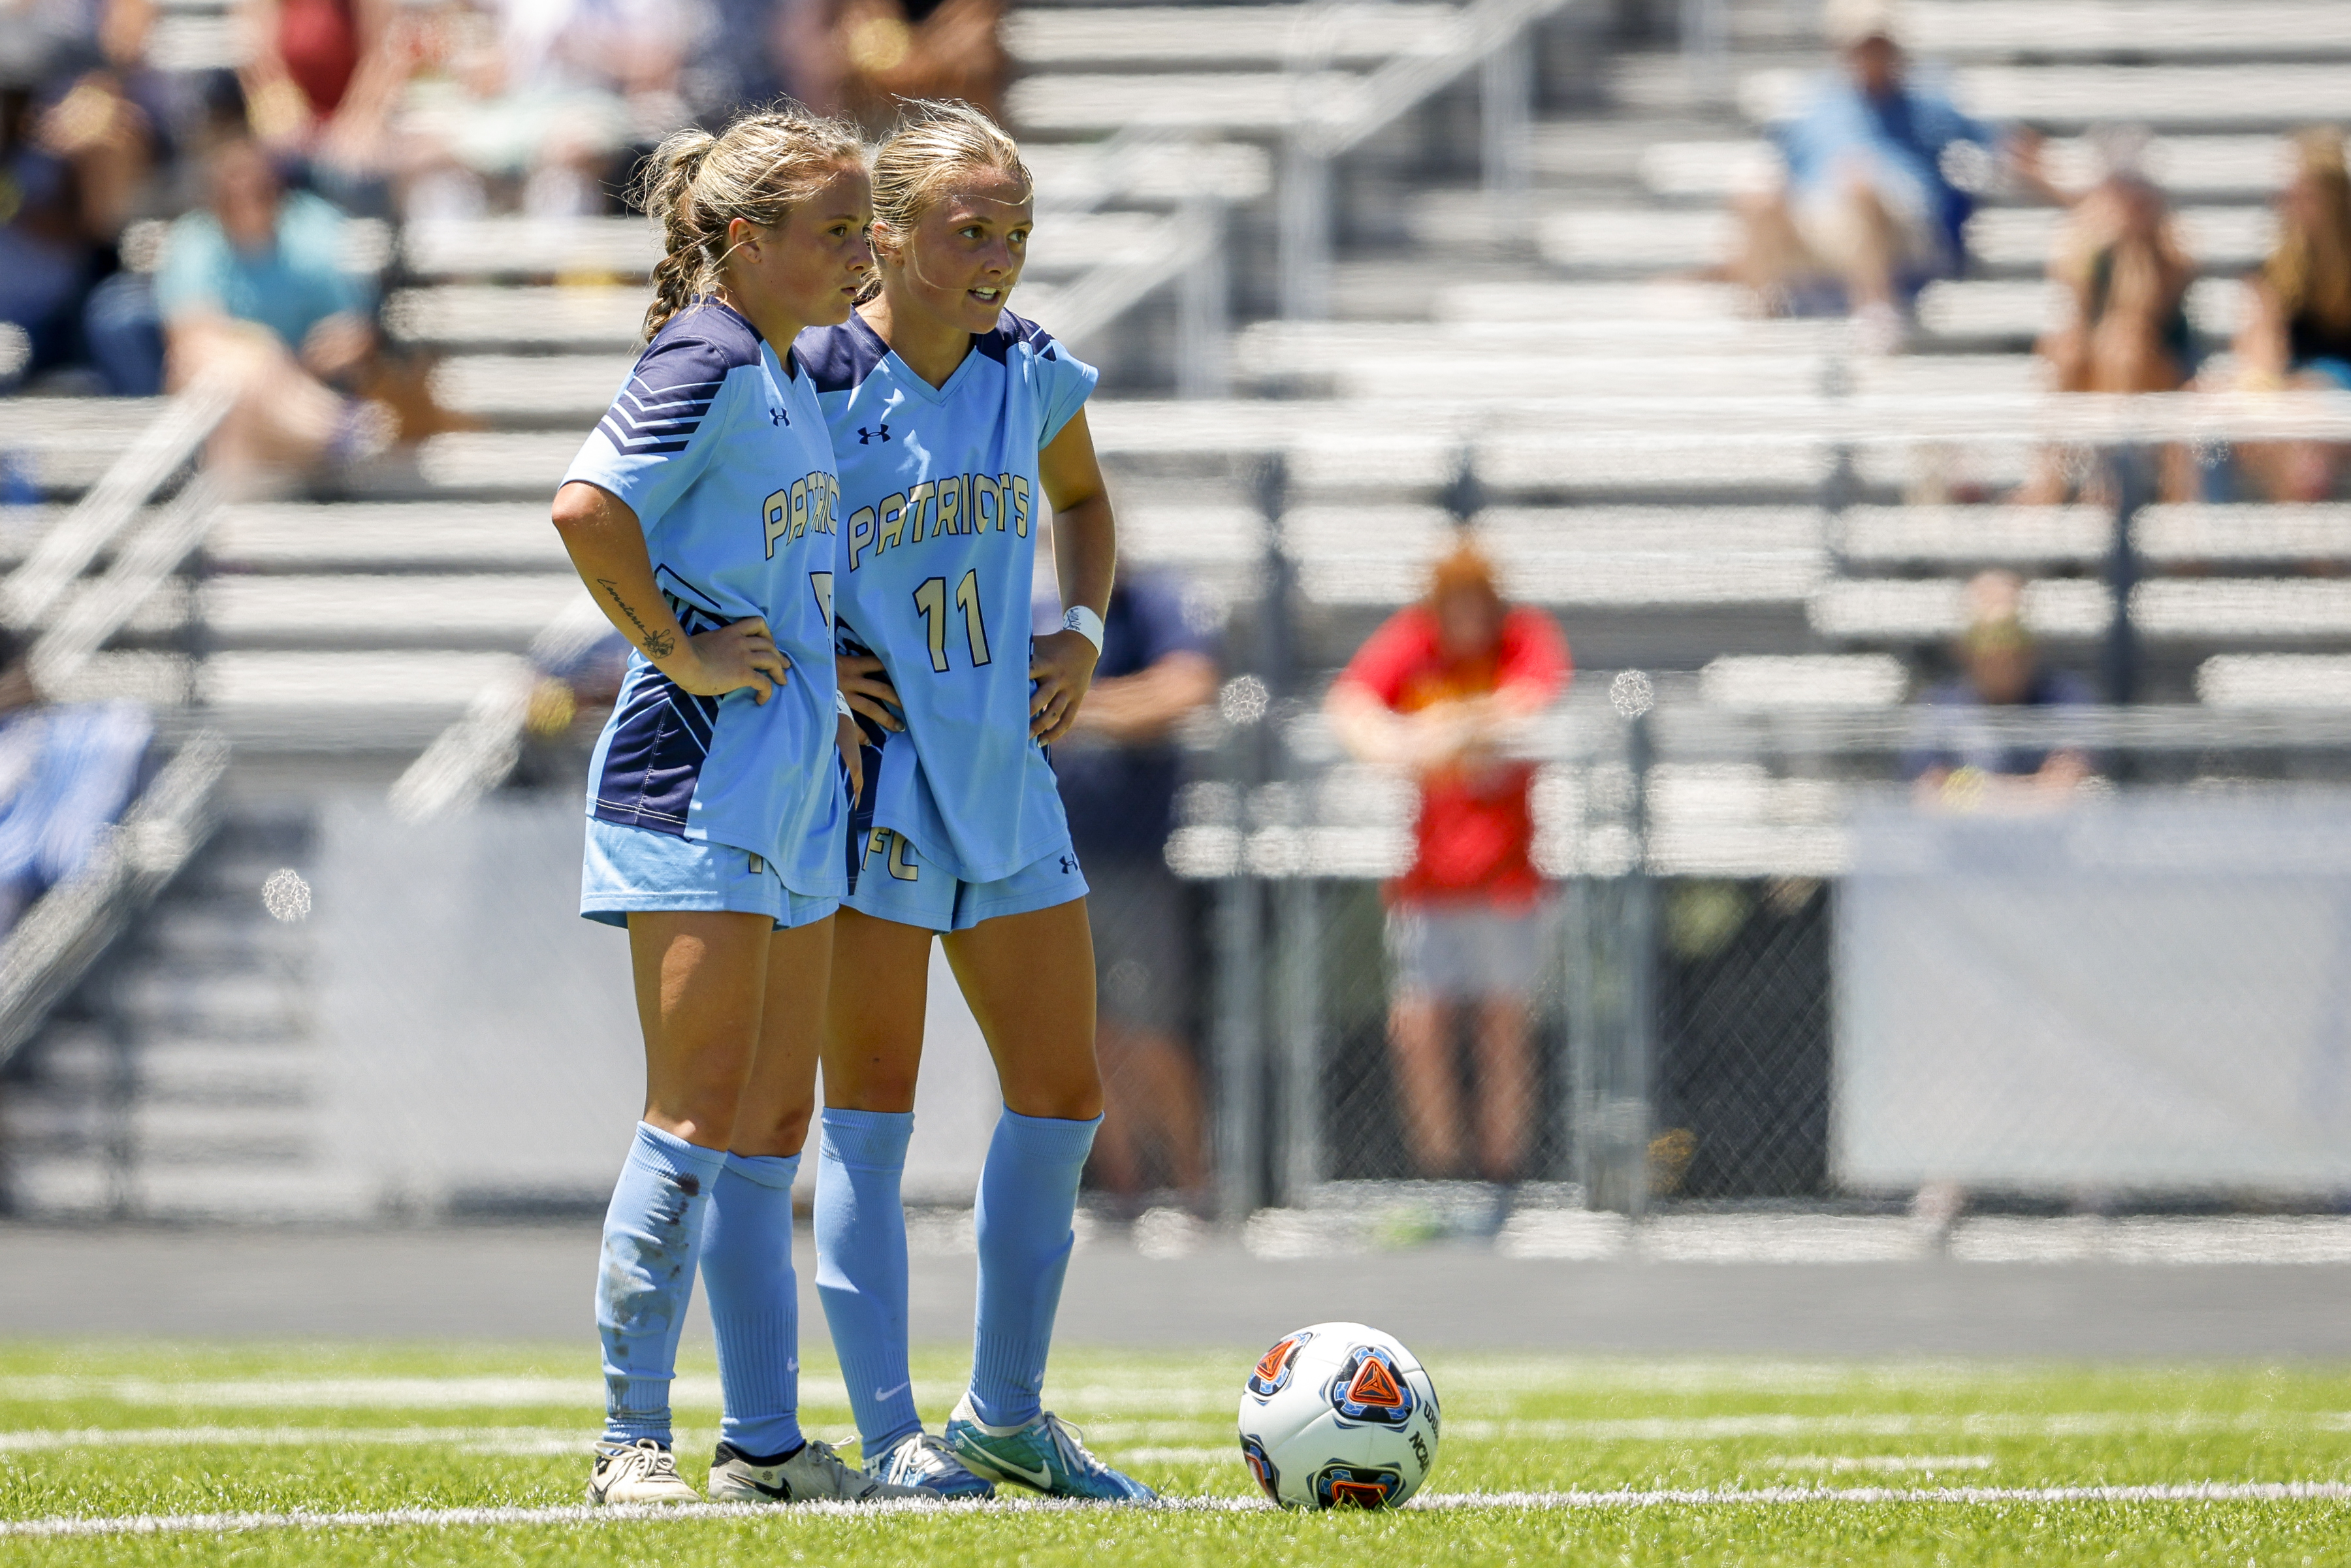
[{"xmin": 1235, "ymin": 1322, "xmax": 1441, "ymax": 1509}]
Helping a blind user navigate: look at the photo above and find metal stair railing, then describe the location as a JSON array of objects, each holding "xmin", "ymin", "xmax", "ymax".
[
  {"xmin": 0, "ymin": 374, "xmax": 234, "ymax": 632},
  {"xmin": 1279, "ymin": 0, "xmax": 1580, "ymax": 317},
  {"xmin": 388, "ymin": 594, "xmax": 608, "ymax": 823}
]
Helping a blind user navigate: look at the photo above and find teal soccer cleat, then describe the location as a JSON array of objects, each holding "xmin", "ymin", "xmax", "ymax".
[{"xmin": 943, "ymin": 1391, "xmax": 1159, "ymax": 1502}]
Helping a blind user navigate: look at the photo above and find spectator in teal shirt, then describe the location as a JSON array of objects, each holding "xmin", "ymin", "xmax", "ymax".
[
  {"xmin": 154, "ymin": 149, "xmax": 371, "ymax": 351},
  {"xmin": 154, "ymin": 136, "xmax": 389, "ymax": 487}
]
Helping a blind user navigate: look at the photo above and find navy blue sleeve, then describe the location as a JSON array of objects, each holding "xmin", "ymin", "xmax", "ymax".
[{"xmin": 562, "ymin": 321, "xmax": 755, "ymax": 524}]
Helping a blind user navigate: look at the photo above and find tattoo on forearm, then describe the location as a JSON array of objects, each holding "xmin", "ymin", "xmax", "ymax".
[{"xmin": 596, "ymin": 578, "xmax": 675, "ymax": 658}]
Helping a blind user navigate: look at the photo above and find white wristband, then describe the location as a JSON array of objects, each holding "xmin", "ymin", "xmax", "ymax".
[{"xmin": 1061, "ymin": 604, "xmax": 1106, "ymax": 653}]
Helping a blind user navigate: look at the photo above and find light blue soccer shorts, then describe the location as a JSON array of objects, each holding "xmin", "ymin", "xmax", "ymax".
[
  {"xmin": 844, "ymin": 825, "xmax": 1088, "ymax": 933},
  {"xmin": 581, "ymin": 817, "xmax": 840, "ymax": 931}
]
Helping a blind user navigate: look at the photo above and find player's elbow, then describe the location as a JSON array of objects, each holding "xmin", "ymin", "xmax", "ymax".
[{"xmin": 551, "ymin": 481, "xmax": 625, "ymax": 539}]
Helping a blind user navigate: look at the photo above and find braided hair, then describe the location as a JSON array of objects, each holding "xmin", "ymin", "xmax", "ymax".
[{"xmin": 638, "ymin": 105, "xmax": 866, "ymax": 340}]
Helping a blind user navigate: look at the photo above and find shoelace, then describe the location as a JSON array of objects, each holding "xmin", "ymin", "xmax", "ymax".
[
  {"xmin": 1038, "ymin": 1414, "xmax": 1111, "ymax": 1477},
  {"xmin": 605, "ymin": 1439, "xmax": 679, "ymax": 1481},
  {"xmin": 901, "ymin": 1434, "xmax": 960, "ymax": 1475}
]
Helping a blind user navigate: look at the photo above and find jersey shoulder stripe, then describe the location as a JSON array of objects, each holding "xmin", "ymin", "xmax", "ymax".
[
  {"xmin": 596, "ymin": 303, "xmax": 763, "ymax": 455},
  {"xmin": 797, "ymin": 315, "xmax": 889, "ymax": 395},
  {"xmin": 974, "ymin": 308, "xmax": 1063, "ymax": 364}
]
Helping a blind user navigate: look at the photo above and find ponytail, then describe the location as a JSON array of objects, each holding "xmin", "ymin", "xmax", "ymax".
[{"xmin": 637, "ymin": 105, "xmax": 866, "ymax": 340}]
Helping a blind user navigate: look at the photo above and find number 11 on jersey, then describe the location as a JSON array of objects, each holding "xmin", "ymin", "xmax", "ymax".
[{"xmin": 914, "ymin": 569, "xmax": 991, "ymax": 673}]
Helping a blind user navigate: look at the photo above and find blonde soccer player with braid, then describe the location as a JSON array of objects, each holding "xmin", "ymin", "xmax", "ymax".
[{"xmin": 552, "ymin": 106, "xmax": 923, "ymax": 1509}]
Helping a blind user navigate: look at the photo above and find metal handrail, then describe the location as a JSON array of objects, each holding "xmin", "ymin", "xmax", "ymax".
[
  {"xmin": 33, "ymin": 472, "xmax": 225, "ymax": 691},
  {"xmin": 0, "ymin": 729, "xmax": 229, "ymax": 1071},
  {"xmin": 389, "ymin": 594, "xmax": 607, "ymax": 822},
  {"xmin": 0, "ymin": 374, "xmax": 234, "ymax": 630},
  {"xmin": 1298, "ymin": 0, "xmax": 1565, "ymax": 157},
  {"xmin": 1078, "ymin": 387, "xmax": 2351, "ymax": 455},
  {"xmin": 1279, "ymin": 0, "xmax": 1575, "ymax": 315}
]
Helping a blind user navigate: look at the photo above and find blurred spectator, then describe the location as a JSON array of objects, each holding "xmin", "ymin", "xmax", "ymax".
[
  {"xmin": 1727, "ymin": 0, "xmax": 2058, "ymax": 350},
  {"xmin": 1325, "ymin": 543, "xmax": 1569, "ymax": 1185},
  {"xmin": 1042, "ymin": 565, "xmax": 1219, "ymax": 1205},
  {"xmin": 1, "ymin": 65, "xmax": 159, "ymax": 390},
  {"xmin": 0, "ymin": 626, "xmax": 153, "ymax": 935},
  {"xmin": 1904, "ymin": 570, "xmax": 2092, "ymax": 803},
  {"xmin": 237, "ymin": 0, "xmax": 426, "ymax": 208},
  {"xmin": 2017, "ymin": 130, "xmax": 2199, "ymax": 504},
  {"xmin": 154, "ymin": 135, "xmax": 391, "ymax": 486},
  {"xmin": 807, "ymin": 0, "xmax": 1006, "ymax": 133},
  {"xmin": 2224, "ymin": 128, "xmax": 2351, "ymax": 503},
  {"xmin": 512, "ymin": 624, "xmax": 630, "ymax": 785},
  {"xmin": 396, "ymin": 0, "xmax": 682, "ymax": 221},
  {"xmin": 688, "ymin": 0, "xmax": 805, "ymax": 120},
  {"xmin": 744, "ymin": 0, "xmax": 1004, "ymax": 135}
]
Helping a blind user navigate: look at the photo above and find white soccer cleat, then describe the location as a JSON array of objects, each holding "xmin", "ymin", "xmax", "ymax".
[
  {"xmin": 587, "ymin": 1437, "xmax": 701, "ymax": 1505},
  {"xmin": 709, "ymin": 1438, "xmax": 931, "ymax": 1504}
]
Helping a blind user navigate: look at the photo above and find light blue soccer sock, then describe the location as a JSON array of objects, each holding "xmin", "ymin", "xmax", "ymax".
[
  {"xmin": 701, "ymin": 1151, "xmax": 805, "ymax": 1460},
  {"xmin": 596, "ymin": 1121, "xmax": 728, "ymax": 1446},
  {"xmin": 967, "ymin": 1109, "xmax": 1102, "ymax": 1430},
  {"xmin": 813, "ymin": 1108, "xmax": 923, "ymax": 1454}
]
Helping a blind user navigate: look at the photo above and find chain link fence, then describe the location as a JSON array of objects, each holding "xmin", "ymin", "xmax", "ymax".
[{"xmin": 1160, "ymin": 696, "xmax": 2351, "ymax": 1222}]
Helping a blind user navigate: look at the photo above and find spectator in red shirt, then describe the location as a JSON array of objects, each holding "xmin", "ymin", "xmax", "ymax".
[{"xmin": 1324, "ymin": 543, "xmax": 1571, "ymax": 1183}]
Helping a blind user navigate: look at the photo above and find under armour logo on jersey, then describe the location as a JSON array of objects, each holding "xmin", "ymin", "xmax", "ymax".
[
  {"xmin": 1059, "ymin": 854, "xmax": 1077, "ymax": 874},
  {"xmin": 769, "ymin": 406, "xmax": 789, "ymax": 426},
  {"xmin": 857, "ymin": 424, "xmax": 892, "ymax": 444}
]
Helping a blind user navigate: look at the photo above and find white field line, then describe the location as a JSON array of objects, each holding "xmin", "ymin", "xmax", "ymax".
[
  {"xmin": 1764, "ymin": 1454, "xmax": 1995, "ymax": 1472},
  {"xmin": 7, "ymin": 1484, "xmax": 2351, "ymax": 1539},
  {"xmin": 0, "ymin": 1375, "xmax": 1231, "ymax": 1416},
  {"xmin": 1447, "ymin": 1411, "xmax": 2351, "ymax": 1440},
  {"xmin": 7, "ymin": 1409, "xmax": 2347, "ymax": 1450},
  {"xmin": 0, "ymin": 1426, "xmax": 586, "ymax": 1457}
]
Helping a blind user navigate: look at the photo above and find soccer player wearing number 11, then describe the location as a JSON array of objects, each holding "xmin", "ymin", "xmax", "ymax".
[{"xmin": 797, "ymin": 101, "xmax": 1154, "ymax": 1504}]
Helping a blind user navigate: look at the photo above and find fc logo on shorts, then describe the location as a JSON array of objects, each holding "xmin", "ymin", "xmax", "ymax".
[{"xmin": 865, "ymin": 828, "xmax": 920, "ymax": 882}]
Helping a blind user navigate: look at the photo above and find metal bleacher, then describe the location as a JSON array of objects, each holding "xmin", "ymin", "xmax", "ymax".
[{"xmin": 10, "ymin": 0, "xmax": 2351, "ymax": 1216}]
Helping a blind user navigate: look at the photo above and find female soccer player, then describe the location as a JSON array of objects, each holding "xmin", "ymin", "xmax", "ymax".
[
  {"xmin": 553, "ymin": 108, "xmax": 921, "ymax": 1509},
  {"xmin": 798, "ymin": 101, "xmax": 1152, "ymax": 1503}
]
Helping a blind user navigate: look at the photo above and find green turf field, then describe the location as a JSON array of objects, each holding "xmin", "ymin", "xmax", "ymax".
[{"xmin": 3, "ymin": 1341, "xmax": 2348, "ymax": 1565}]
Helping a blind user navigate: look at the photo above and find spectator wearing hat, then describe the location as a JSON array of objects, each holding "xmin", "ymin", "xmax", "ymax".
[
  {"xmin": 1904, "ymin": 571, "xmax": 2093, "ymax": 803},
  {"xmin": 1728, "ymin": 0, "xmax": 2060, "ymax": 351},
  {"xmin": 1325, "ymin": 544, "xmax": 1569, "ymax": 1185}
]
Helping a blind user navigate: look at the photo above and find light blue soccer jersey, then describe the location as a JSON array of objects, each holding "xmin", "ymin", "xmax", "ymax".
[
  {"xmin": 562, "ymin": 300, "xmax": 848, "ymax": 896},
  {"xmin": 797, "ymin": 309, "xmax": 1098, "ymax": 883}
]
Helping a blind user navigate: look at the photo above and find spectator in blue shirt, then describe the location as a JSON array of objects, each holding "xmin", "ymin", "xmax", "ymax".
[
  {"xmin": 1041, "ymin": 564, "xmax": 1219, "ymax": 1204},
  {"xmin": 153, "ymin": 135, "xmax": 391, "ymax": 487},
  {"xmin": 0, "ymin": 626, "xmax": 153, "ymax": 935},
  {"xmin": 1728, "ymin": 0, "xmax": 2058, "ymax": 349}
]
